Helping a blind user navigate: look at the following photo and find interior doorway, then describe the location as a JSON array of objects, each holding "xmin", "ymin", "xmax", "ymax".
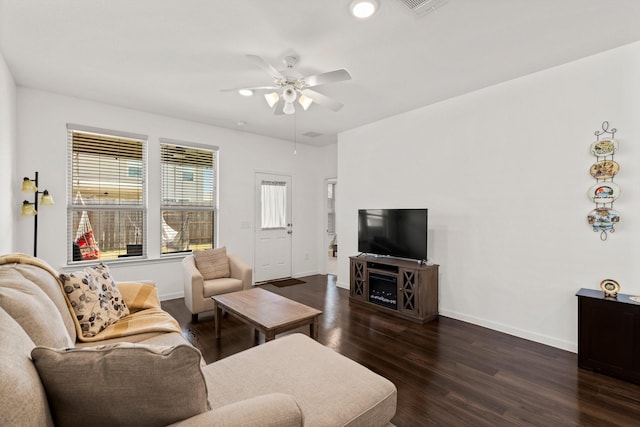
[
  {"xmin": 325, "ymin": 178, "xmax": 337, "ymax": 276},
  {"xmin": 254, "ymin": 173, "xmax": 293, "ymax": 282}
]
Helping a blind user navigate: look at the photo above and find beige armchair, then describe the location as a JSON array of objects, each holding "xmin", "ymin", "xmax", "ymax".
[{"xmin": 182, "ymin": 251, "xmax": 252, "ymax": 322}]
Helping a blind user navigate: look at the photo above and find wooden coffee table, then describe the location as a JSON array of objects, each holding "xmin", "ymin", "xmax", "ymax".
[{"xmin": 212, "ymin": 287, "xmax": 322, "ymax": 342}]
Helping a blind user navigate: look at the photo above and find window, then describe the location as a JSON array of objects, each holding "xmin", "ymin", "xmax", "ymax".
[
  {"xmin": 67, "ymin": 124, "xmax": 147, "ymax": 262},
  {"xmin": 260, "ymin": 180, "xmax": 287, "ymax": 229},
  {"xmin": 160, "ymin": 140, "xmax": 216, "ymax": 254}
]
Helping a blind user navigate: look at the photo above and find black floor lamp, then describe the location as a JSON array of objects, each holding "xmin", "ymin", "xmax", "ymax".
[{"xmin": 21, "ymin": 171, "xmax": 54, "ymax": 257}]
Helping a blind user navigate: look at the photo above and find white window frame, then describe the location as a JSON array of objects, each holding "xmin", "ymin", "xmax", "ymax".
[
  {"xmin": 66, "ymin": 123, "xmax": 148, "ymax": 263},
  {"xmin": 160, "ymin": 138, "xmax": 218, "ymax": 255}
]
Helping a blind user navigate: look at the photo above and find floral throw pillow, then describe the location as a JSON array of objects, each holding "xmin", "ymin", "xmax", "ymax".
[{"xmin": 59, "ymin": 263, "xmax": 130, "ymax": 338}]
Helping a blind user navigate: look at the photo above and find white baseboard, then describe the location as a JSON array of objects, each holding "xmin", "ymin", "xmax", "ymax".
[
  {"xmin": 159, "ymin": 291, "xmax": 183, "ymax": 301},
  {"xmin": 293, "ymin": 270, "xmax": 319, "ymax": 279},
  {"xmin": 439, "ymin": 308, "xmax": 576, "ymax": 353}
]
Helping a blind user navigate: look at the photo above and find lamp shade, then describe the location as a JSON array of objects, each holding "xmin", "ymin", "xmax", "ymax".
[
  {"xmin": 22, "ymin": 177, "xmax": 37, "ymax": 193},
  {"xmin": 40, "ymin": 190, "xmax": 55, "ymax": 206},
  {"xmin": 283, "ymin": 102, "xmax": 295, "ymax": 115},
  {"xmin": 298, "ymin": 95, "xmax": 313, "ymax": 111},
  {"xmin": 264, "ymin": 92, "xmax": 280, "ymax": 108},
  {"xmin": 21, "ymin": 201, "xmax": 37, "ymax": 217}
]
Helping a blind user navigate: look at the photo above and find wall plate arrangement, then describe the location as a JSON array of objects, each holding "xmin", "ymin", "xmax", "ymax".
[
  {"xmin": 600, "ymin": 278, "xmax": 620, "ymax": 297},
  {"xmin": 588, "ymin": 121, "xmax": 620, "ymax": 241}
]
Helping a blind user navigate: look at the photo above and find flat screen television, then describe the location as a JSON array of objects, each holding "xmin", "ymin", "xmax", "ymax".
[{"xmin": 358, "ymin": 209, "xmax": 428, "ymax": 261}]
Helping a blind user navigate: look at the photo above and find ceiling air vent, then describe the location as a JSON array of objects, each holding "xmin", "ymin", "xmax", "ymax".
[
  {"xmin": 399, "ymin": 0, "xmax": 448, "ymax": 16},
  {"xmin": 302, "ymin": 131, "xmax": 323, "ymax": 138}
]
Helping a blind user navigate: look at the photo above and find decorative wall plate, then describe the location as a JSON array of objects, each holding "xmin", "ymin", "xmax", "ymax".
[
  {"xmin": 589, "ymin": 160, "xmax": 620, "ymax": 179},
  {"xmin": 587, "ymin": 208, "xmax": 620, "ymax": 231},
  {"xmin": 588, "ymin": 182, "xmax": 621, "ymax": 203},
  {"xmin": 590, "ymin": 138, "xmax": 619, "ymax": 157},
  {"xmin": 600, "ymin": 279, "xmax": 620, "ymax": 297}
]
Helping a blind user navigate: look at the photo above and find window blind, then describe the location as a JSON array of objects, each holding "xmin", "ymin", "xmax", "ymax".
[
  {"xmin": 160, "ymin": 140, "xmax": 217, "ymax": 254},
  {"xmin": 69, "ymin": 129, "xmax": 145, "ymax": 205},
  {"xmin": 160, "ymin": 142, "xmax": 216, "ymax": 208}
]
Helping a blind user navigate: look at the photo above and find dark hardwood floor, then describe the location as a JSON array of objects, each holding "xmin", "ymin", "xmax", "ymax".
[{"xmin": 162, "ymin": 275, "xmax": 640, "ymax": 426}]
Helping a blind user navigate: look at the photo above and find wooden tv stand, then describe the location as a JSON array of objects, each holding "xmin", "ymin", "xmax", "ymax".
[{"xmin": 349, "ymin": 255, "xmax": 438, "ymax": 324}]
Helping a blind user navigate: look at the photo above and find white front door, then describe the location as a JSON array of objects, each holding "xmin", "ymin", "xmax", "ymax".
[{"xmin": 254, "ymin": 173, "xmax": 293, "ymax": 282}]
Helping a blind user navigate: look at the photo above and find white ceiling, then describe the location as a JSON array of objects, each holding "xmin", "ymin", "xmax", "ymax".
[{"xmin": 2, "ymin": 0, "xmax": 640, "ymax": 146}]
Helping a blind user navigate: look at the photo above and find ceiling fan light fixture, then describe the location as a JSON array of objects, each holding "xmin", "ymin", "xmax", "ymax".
[
  {"xmin": 238, "ymin": 89, "xmax": 253, "ymax": 96},
  {"xmin": 283, "ymin": 102, "xmax": 295, "ymax": 115},
  {"xmin": 350, "ymin": 0, "xmax": 378, "ymax": 18},
  {"xmin": 282, "ymin": 86, "xmax": 297, "ymax": 103},
  {"xmin": 264, "ymin": 92, "xmax": 280, "ymax": 107},
  {"xmin": 298, "ymin": 94, "xmax": 313, "ymax": 111}
]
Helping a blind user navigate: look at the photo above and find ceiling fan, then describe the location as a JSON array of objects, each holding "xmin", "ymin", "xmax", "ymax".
[{"xmin": 222, "ymin": 55, "xmax": 352, "ymax": 115}]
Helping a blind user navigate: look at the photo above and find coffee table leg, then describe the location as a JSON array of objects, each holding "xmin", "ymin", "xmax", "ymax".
[
  {"xmin": 310, "ymin": 317, "xmax": 319, "ymax": 340},
  {"xmin": 265, "ymin": 330, "xmax": 276, "ymax": 342},
  {"xmin": 214, "ymin": 302, "xmax": 222, "ymax": 339}
]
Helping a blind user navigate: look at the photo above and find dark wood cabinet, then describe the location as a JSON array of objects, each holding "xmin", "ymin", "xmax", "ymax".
[
  {"xmin": 349, "ymin": 255, "xmax": 438, "ymax": 323},
  {"xmin": 576, "ymin": 288, "xmax": 640, "ymax": 384}
]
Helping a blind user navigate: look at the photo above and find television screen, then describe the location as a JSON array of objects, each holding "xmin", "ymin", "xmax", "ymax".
[{"xmin": 358, "ymin": 209, "xmax": 428, "ymax": 261}]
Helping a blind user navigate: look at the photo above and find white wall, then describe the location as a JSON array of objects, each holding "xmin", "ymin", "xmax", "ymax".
[
  {"xmin": 15, "ymin": 88, "xmax": 335, "ymax": 299},
  {"xmin": 0, "ymin": 51, "xmax": 16, "ymax": 254},
  {"xmin": 337, "ymin": 41, "xmax": 640, "ymax": 352}
]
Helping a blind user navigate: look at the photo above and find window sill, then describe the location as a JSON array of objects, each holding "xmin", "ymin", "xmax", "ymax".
[{"xmin": 60, "ymin": 253, "xmax": 190, "ymax": 272}]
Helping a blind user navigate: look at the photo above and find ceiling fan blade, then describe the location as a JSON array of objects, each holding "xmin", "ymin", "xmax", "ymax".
[
  {"xmin": 220, "ymin": 85, "xmax": 279, "ymax": 93},
  {"xmin": 273, "ymin": 98, "xmax": 285, "ymax": 115},
  {"xmin": 246, "ymin": 54, "xmax": 284, "ymax": 80},
  {"xmin": 304, "ymin": 69, "xmax": 351, "ymax": 87},
  {"xmin": 301, "ymin": 89, "xmax": 344, "ymax": 112}
]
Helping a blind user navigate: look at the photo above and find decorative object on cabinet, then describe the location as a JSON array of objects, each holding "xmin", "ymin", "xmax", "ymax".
[
  {"xmin": 587, "ymin": 121, "xmax": 620, "ymax": 241},
  {"xmin": 599, "ymin": 279, "xmax": 621, "ymax": 297}
]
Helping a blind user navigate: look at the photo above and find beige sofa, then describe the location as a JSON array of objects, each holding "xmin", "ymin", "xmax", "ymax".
[
  {"xmin": 182, "ymin": 252, "xmax": 252, "ymax": 322},
  {"xmin": 0, "ymin": 255, "xmax": 397, "ymax": 426}
]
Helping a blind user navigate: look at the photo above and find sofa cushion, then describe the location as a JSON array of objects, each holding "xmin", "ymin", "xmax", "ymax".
[
  {"xmin": 59, "ymin": 263, "xmax": 129, "ymax": 338},
  {"xmin": 12, "ymin": 263, "xmax": 77, "ymax": 341},
  {"xmin": 31, "ymin": 343, "xmax": 209, "ymax": 427},
  {"xmin": 0, "ymin": 269, "xmax": 73, "ymax": 348},
  {"xmin": 194, "ymin": 247, "xmax": 230, "ymax": 280},
  {"xmin": 169, "ymin": 393, "xmax": 303, "ymax": 427},
  {"xmin": 203, "ymin": 277, "xmax": 244, "ymax": 298},
  {"xmin": 0, "ymin": 307, "xmax": 54, "ymax": 427},
  {"xmin": 202, "ymin": 333, "xmax": 397, "ymax": 427}
]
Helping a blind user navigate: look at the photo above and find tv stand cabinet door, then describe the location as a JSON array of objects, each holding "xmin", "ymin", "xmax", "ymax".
[
  {"xmin": 398, "ymin": 268, "xmax": 420, "ymax": 317},
  {"xmin": 350, "ymin": 258, "xmax": 367, "ymax": 301}
]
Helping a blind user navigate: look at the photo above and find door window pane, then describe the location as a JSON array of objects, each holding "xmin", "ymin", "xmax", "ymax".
[{"xmin": 261, "ymin": 181, "xmax": 287, "ymax": 229}]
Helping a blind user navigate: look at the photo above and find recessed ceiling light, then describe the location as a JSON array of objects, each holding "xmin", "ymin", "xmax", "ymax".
[
  {"xmin": 350, "ymin": 0, "xmax": 378, "ymax": 19},
  {"xmin": 238, "ymin": 89, "xmax": 253, "ymax": 96}
]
